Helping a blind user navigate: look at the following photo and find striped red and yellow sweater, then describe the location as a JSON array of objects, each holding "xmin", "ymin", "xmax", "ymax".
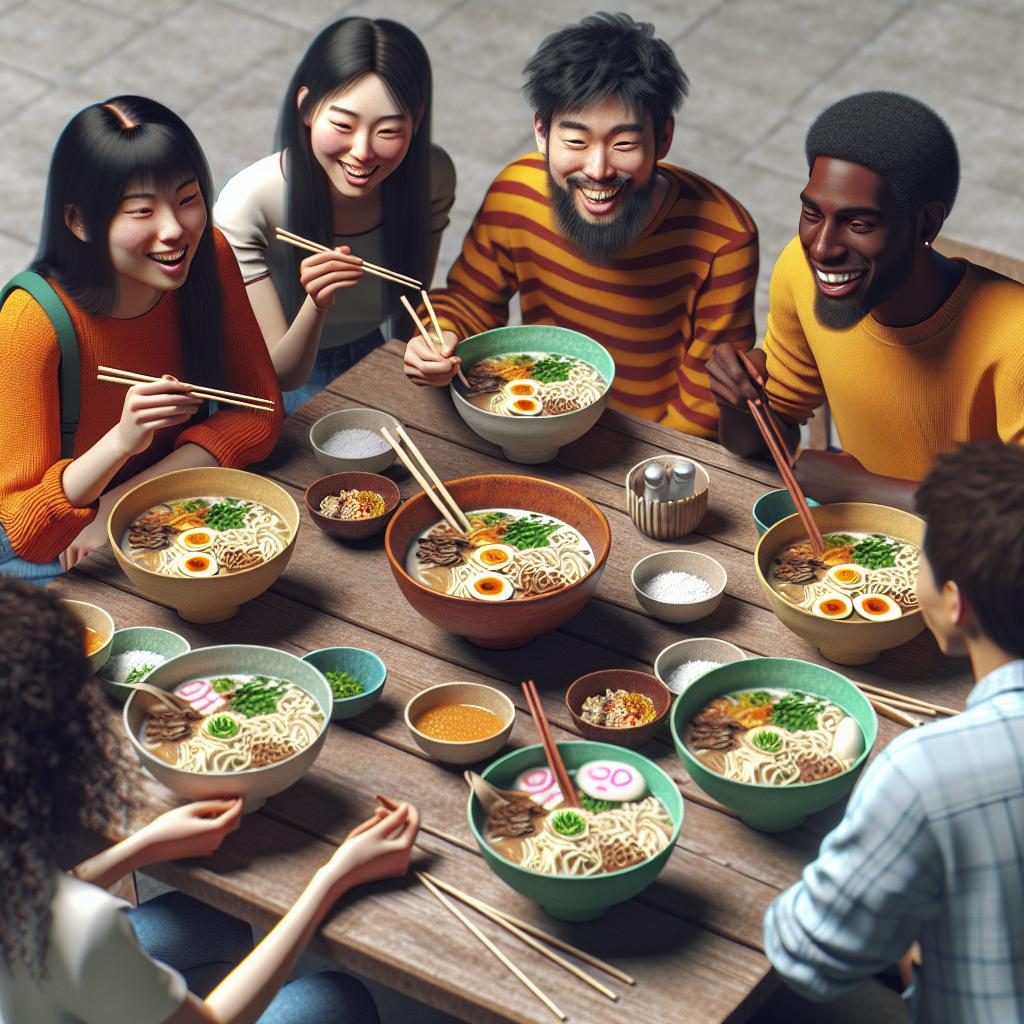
[{"xmin": 428, "ymin": 154, "xmax": 758, "ymax": 438}]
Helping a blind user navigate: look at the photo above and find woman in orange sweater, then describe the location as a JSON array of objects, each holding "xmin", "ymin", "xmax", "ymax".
[{"xmin": 0, "ymin": 97, "xmax": 282, "ymax": 581}]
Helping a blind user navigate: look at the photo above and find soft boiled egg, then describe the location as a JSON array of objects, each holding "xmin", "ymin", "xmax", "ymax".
[
  {"xmin": 811, "ymin": 592, "xmax": 853, "ymax": 619},
  {"xmin": 831, "ymin": 716, "xmax": 865, "ymax": 762},
  {"xmin": 853, "ymin": 593, "xmax": 902, "ymax": 621},
  {"xmin": 470, "ymin": 543, "xmax": 516, "ymax": 570},
  {"xmin": 503, "ymin": 379, "xmax": 541, "ymax": 400},
  {"xmin": 177, "ymin": 527, "xmax": 214, "ymax": 551},
  {"xmin": 469, "ymin": 574, "xmax": 514, "ymax": 601},
  {"xmin": 507, "ymin": 396, "xmax": 543, "ymax": 416},
  {"xmin": 177, "ymin": 552, "xmax": 219, "ymax": 578},
  {"xmin": 826, "ymin": 563, "xmax": 866, "ymax": 589}
]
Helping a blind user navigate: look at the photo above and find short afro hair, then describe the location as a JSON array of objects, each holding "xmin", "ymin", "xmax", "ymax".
[
  {"xmin": 523, "ymin": 12, "xmax": 688, "ymax": 138},
  {"xmin": 805, "ymin": 91, "xmax": 959, "ymax": 215}
]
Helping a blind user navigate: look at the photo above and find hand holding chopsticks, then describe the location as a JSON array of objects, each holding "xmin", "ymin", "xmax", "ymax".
[
  {"xmin": 274, "ymin": 226, "xmax": 422, "ymax": 290},
  {"xmin": 401, "ymin": 291, "xmax": 471, "ymax": 388},
  {"xmin": 97, "ymin": 366, "xmax": 275, "ymax": 413}
]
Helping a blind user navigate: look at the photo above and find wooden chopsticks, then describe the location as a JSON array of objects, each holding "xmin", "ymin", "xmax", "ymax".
[
  {"xmin": 854, "ymin": 679, "xmax": 959, "ymax": 729},
  {"xmin": 97, "ymin": 366, "xmax": 275, "ymax": 413},
  {"xmin": 521, "ymin": 679, "xmax": 580, "ymax": 808},
  {"xmin": 379, "ymin": 424, "xmax": 471, "ymax": 534},
  {"xmin": 273, "ymin": 226, "xmax": 422, "ymax": 290},
  {"xmin": 400, "ymin": 292, "xmax": 471, "ymax": 388}
]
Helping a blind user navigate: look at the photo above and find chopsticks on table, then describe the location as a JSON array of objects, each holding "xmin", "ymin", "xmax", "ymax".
[
  {"xmin": 379, "ymin": 423, "xmax": 472, "ymax": 535},
  {"xmin": 96, "ymin": 365, "xmax": 275, "ymax": 413},
  {"xmin": 400, "ymin": 292, "xmax": 471, "ymax": 388},
  {"xmin": 273, "ymin": 226, "xmax": 422, "ymax": 290},
  {"xmin": 521, "ymin": 679, "xmax": 580, "ymax": 809},
  {"xmin": 854, "ymin": 680, "xmax": 960, "ymax": 729}
]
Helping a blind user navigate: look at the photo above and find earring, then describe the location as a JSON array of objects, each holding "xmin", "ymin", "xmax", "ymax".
[{"xmin": 924, "ymin": 240, "xmax": 931, "ymax": 248}]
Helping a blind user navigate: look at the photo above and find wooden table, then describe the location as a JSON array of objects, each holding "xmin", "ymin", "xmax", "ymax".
[{"xmin": 57, "ymin": 341, "xmax": 973, "ymax": 1024}]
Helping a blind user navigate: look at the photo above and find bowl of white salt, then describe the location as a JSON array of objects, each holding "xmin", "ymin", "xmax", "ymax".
[
  {"xmin": 654, "ymin": 637, "xmax": 747, "ymax": 695},
  {"xmin": 309, "ymin": 408, "xmax": 401, "ymax": 474},
  {"xmin": 631, "ymin": 550, "xmax": 727, "ymax": 624},
  {"xmin": 98, "ymin": 626, "xmax": 191, "ymax": 703}
]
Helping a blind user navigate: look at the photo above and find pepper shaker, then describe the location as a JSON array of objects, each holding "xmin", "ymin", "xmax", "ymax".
[
  {"xmin": 667, "ymin": 460, "xmax": 696, "ymax": 501},
  {"xmin": 643, "ymin": 462, "xmax": 670, "ymax": 503}
]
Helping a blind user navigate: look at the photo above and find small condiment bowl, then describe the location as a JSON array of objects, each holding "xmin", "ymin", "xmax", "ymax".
[
  {"xmin": 404, "ymin": 681, "xmax": 515, "ymax": 765},
  {"xmin": 752, "ymin": 488, "xmax": 821, "ymax": 537},
  {"xmin": 98, "ymin": 626, "xmax": 192, "ymax": 704},
  {"xmin": 301, "ymin": 647, "xmax": 387, "ymax": 721},
  {"xmin": 309, "ymin": 408, "xmax": 401, "ymax": 474},
  {"xmin": 62, "ymin": 599, "xmax": 115, "ymax": 675},
  {"xmin": 304, "ymin": 472, "xmax": 402, "ymax": 542},
  {"xmin": 565, "ymin": 669, "xmax": 671, "ymax": 748},
  {"xmin": 631, "ymin": 550, "xmax": 727, "ymax": 623},
  {"xmin": 654, "ymin": 637, "xmax": 747, "ymax": 696}
]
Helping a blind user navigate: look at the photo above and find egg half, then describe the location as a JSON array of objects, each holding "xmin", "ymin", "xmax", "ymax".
[
  {"xmin": 177, "ymin": 552, "xmax": 219, "ymax": 578},
  {"xmin": 826, "ymin": 563, "xmax": 866, "ymax": 589},
  {"xmin": 177, "ymin": 527, "xmax": 214, "ymax": 551},
  {"xmin": 831, "ymin": 716, "xmax": 865, "ymax": 762},
  {"xmin": 469, "ymin": 574, "xmax": 514, "ymax": 601},
  {"xmin": 470, "ymin": 543, "xmax": 516, "ymax": 570},
  {"xmin": 853, "ymin": 593, "xmax": 902, "ymax": 621},
  {"xmin": 503, "ymin": 379, "xmax": 541, "ymax": 399},
  {"xmin": 507, "ymin": 396, "xmax": 543, "ymax": 417},
  {"xmin": 811, "ymin": 592, "xmax": 853, "ymax": 619}
]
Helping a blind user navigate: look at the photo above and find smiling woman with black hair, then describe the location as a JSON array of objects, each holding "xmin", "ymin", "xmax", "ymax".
[{"xmin": 0, "ymin": 96, "xmax": 282, "ymax": 581}]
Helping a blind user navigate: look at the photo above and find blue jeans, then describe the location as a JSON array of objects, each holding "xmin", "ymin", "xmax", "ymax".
[
  {"xmin": 128, "ymin": 892, "xmax": 379, "ymax": 1024},
  {"xmin": 0, "ymin": 523, "xmax": 63, "ymax": 584},
  {"xmin": 283, "ymin": 330, "xmax": 386, "ymax": 417}
]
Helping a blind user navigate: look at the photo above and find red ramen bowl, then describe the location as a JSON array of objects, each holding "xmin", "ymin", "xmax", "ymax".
[{"xmin": 383, "ymin": 474, "xmax": 611, "ymax": 648}]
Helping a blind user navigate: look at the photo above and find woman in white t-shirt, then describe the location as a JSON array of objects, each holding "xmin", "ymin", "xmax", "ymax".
[
  {"xmin": 215, "ymin": 17, "xmax": 455, "ymax": 415},
  {"xmin": 0, "ymin": 579, "xmax": 419, "ymax": 1024}
]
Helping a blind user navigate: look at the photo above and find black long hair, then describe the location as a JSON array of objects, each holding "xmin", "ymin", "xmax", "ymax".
[
  {"xmin": 276, "ymin": 17, "xmax": 433, "ymax": 320},
  {"xmin": 32, "ymin": 96, "xmax": 226, "ymax": 388}
]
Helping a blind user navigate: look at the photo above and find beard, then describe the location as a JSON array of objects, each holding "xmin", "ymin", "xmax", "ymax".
[{"xmin": 547, "ymin": 167, "xmax": 657, "ymax": 264}]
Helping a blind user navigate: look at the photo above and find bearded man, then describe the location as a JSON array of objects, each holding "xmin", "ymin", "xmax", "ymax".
[
  {"xmin": 403, "ymin": 12, "xmax": 758, "ymax": 440},
  {"xmin": 708, "ymin": 91, "xmax": 1024, "ymax": 509}
]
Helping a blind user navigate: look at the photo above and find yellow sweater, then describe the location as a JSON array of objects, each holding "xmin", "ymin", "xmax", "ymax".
[
  {"xmin": 765, "ymin": 237, "xmax": 1024, "ymax": 480},
  {"xmin": 427, "ymin": 154, "xmax": 758, "ymax": 438}
]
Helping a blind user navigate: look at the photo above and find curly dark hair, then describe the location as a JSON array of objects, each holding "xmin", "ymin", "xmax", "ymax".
[{"xmin": 0, "ymin": 581, "xmax": 133, "ymax": 974}]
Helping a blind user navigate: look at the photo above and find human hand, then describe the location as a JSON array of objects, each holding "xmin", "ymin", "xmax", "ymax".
[
  {"xmin": 137, "ymin": 799, "xmax": 243, "ymax": 864},
  {"xmin": 404, "ymin": 329, "xmax": 460, "ymax": 387},
  {"xmin": 322, "ymin": 803, "xmax": 419, "ymax": 897},
  {"xmin": 707, "ymin": 346, "xmax": 767, "ymax": 409},
  {"xmin": 115, "ymin": 376, "xmax": 203, "ymax": 458},
  {"xmin": 59, "ymin": 516, "xmax": 112, "ymax": 571},
  {"xmin": 300, "ymin": 246, "xmax": 364, "ymax": 311}
]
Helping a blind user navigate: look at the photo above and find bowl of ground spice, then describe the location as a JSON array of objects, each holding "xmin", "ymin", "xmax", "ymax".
[
  {"xmin": 304, "ymin": 472, "xmax": 401, "ymax": 541},
  {"xmin": 565, "ymin": 669, "xmax": 672, "ymax": 748},
  {"xmin": 631, "ymin": 550, "xmax": 727, "ymax": 623},
  {"xmin": 405, "ymin": 681, "xmax": 515, "ymax": 765}
]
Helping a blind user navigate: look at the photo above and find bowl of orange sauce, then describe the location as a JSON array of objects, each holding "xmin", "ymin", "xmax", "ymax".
[
  {"xmin": 405, "ymin": 682, "xmax": 515, "ymax": 765},
  {"xmin": 62, "ymin": 599, "xmax": 115, "ymax": 675}
]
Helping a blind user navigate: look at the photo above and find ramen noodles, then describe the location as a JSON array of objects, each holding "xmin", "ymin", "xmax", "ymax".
[{"xmin": 462, "ymin": 352, "xmax": 606, "ymax": 417}]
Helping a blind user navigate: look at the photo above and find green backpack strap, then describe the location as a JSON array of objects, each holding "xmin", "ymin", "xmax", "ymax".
[{"xmin": 0, "ymin": 271, "xmax": 79, "ymax": 458}]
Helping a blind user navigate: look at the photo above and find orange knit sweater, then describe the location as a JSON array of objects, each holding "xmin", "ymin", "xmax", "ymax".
[{"xmin": 0, "ymin": 229, "xmax": 282, "ymax": 562}]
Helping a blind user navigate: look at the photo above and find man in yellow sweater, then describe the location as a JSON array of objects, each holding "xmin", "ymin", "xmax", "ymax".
[
  {"xmin": 404, "ymin": 13, "xmax": 758, "ymax": 439},
  {"xmin": 709, "ymin": 91, "xmax": 1024, "ymax": 510}
]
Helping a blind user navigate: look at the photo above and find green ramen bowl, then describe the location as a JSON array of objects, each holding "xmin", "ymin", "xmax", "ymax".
[
  {"xmin": 670, "ymin": 657, "xmax": 877, "ymax": 832},
  {"xmin": 469, "ymin": 741, "xmax": 683, "ymax": 921},
  {"xmin": 450, "ymin": 325, "xmax": 615, "ymax": 464}
]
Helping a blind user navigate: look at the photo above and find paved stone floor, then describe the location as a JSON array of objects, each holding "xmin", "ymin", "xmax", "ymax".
[{"xmin": 12, "ymin": 0, "xmax": 1022, "ymax": 1020}]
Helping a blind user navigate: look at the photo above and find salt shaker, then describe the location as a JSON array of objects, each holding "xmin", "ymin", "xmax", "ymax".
[
  {"xmin": 643, "ymin": 462, "xmax": 670, "ymax": 503},
  {"xmin": 667, "ymin": 460, "xmax": 696, "ymax": 501}
]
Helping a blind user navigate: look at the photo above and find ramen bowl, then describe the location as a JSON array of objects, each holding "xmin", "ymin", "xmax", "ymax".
[
  {"xmin": 63, "ymin": 599, "xmax": 115, "ymax": 675},
  {"xmin": 384, "ymin": 474, "xmax": 611, "ymax": 649},
  {"xmin": 449, "ymin": 325, "xmax": 614, "ymax": 464},
  {"xmin": 405, "ymin": 681, "xmax": 515, "ymax": 764},
  {"xmin": 752, "ymin": 488, "xmax": 821, "ymax": 536},
  {"xmin": 301, "ymin": 646, "xmax": 387, "ymax": 721},
  {"xmin": 108, "ymin": 467, "xmax": 300, "ymax": 624},
  {"xmin": 631, "ymin": 550, "xmax": 727, "ymax": 624},
  {"xmin": 309, "ymin": 408, "xmax": 401, "ymax": 474},
  {"xmin": 654, "ymin": 637, "xmax": 747, "ymax": 695},
  {"xmin": 124, "ymin": 644, "xmax": 332, "ymax": 811},
  {"xmin": 304, "ymin": 472, "xmax": 401, "ymax": 542},
  {"xmin": 671, "ymin": 657, "xmax": 876, "ymax": 832},
  {"xmin": 469, "ymin": 741, "xmax": 684, "ymax": 920},
  {"xmin": 565, "ymin": 670, "xmax": 672, "ymax": 748},
  {"xmin": 99, "ymin": 626, "xmax": 192, "ymax": 704},
  {"xmin": 756, "ymin": 502, "xmax": 926, "ymax": 665}
]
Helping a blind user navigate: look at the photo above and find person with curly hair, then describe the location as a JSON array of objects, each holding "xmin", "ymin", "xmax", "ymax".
[{"xmin": 0, "ymin": 579, "xmax": 419, "ymax": 1023}]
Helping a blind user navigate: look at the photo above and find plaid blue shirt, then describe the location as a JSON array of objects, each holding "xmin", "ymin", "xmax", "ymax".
[{"xmin": 765, "ymin": 659, "xmax": 1024, "ymax": 1023}]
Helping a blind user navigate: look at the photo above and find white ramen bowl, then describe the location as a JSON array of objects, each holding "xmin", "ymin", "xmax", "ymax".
[{"xmin": 124, "ymin": 645, "xmax": 332, "ymax": 812}]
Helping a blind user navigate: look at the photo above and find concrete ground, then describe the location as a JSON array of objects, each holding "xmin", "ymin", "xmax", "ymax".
[{"xmin": 12, "ymin": 0, "xmax": 1020, "ymax": 1020}]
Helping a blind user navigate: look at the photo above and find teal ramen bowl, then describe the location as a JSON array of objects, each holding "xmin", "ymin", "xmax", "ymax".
[
  {"xmin": 469, "ymin": 740, "xmax": 683, "ymax": 921},
  {"xmin": 670, "ymin": 657, "xmax": 877, "ymax": 832},
  {"xmin": 752, "ymin": 488, "xmax": 821, "ymax": 536},
  {"xmin": 450, "ymin": 325, "xmax": 615, "ymax": 464},
  {"xmin": 301, "ymin": 647, "xmax": 387, "ymax": 721}
]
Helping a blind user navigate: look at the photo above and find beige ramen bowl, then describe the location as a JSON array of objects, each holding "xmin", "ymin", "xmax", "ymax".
[
  {"xmin": 108, "ymin": 467, "xmax": 300, "ymax": 624},
  {"xmin": 755, "ymin": 502, "xmax": 926, "ymax": 665}
]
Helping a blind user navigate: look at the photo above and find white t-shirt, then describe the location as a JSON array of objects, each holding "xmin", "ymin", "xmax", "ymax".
[
  {"xmin": 0, "ymin": 873, "xmax": 187, "ymax": 1024},
  {"xmin": 214, "ymin": 146, "xmax": 456, "ymax": 349}
]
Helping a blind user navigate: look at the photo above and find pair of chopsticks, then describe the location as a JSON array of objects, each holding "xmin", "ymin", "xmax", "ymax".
[
  {"xmin": 856, "ymin": 680, "xmax": 959, "ymax": 729},
  {"xmin": 97, "ymin": 365, "xmax": 275, "ymax": 413},
  {"xmin": 400, "ymin": 291, "xmax": 471, "ymax": 388},
  {"xmin": 379, "ymin": 424, "xmax": 471, "ymax": 535},
  {"xmin": 738, "ymin": 351, "xmax": 825, "ymax": 556},
  {"xmin": 521, "ymin": 679, "xmax": 580, "ymax": 808},
  {"xmin": 274, "ymin": 226, "xmax": 422, "ymax": 291}
]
